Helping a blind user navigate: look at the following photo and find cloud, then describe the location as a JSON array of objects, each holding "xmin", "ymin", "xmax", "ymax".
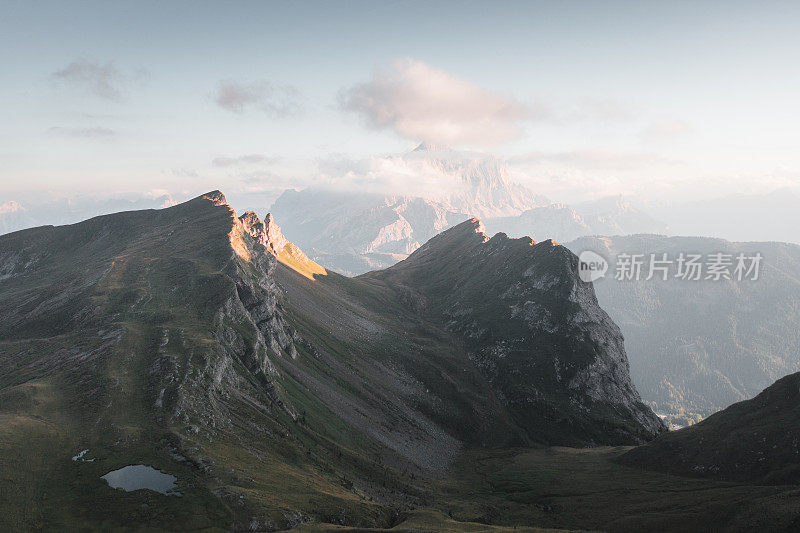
[
  {"xmin": 506, "ymin": 149, "xmax": 688, "ymax": 203},
  {"xmin": 52, "ymin": 60, "xmax": 142, "ymax": 102},
  {"xmin": 313, "ymin": 151, "xmax": 477, "ymax": 199},
  {"xmin": 47, "ymin": 126, "xmax": 116, "ymax": 139},
  {"xmin": 211, "ymin": 154, "xmax": 281, "ymax": 167},
  {"xmin": 171, "ymin": 168, "xmax": 201, "ymax": 179},
  {"xmin": 213, "ymin": 80, "xmax": 302, "ymax": 116},
  {"xmin": 640, "ymin": 119, "xmax": 693, "ymax": 141},
  {"xmin": 309, "ymin": 147, "xmax": 680, "ymax": 203},
  {"xmin": 339, "ymin": 58, "xmax": 546, "ymax": 146},
  {"xmin": 512, "ymin": 149, "xmax": 674, "ymax": 171}
]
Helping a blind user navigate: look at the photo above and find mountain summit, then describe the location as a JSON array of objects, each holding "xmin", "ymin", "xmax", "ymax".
[
  {"xmin": 363, "ymin": 219, "xmax": 665, "ymax": 445},
  {"xmin": 412, "ymin": 141, "xmax": 452, "ymax": 152}
]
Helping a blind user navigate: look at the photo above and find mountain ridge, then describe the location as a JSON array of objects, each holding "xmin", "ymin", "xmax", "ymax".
[{"xmin": 361, "ymin": 218, "xmax": 665, "ymax": 445}]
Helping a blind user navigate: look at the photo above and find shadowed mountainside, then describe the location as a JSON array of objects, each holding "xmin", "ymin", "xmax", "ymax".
[
  {"xmin": 361, "ymin": 220, "xmax": 664, "ymax": 446},
  {"xmin": 620, "ymin": 371, "xmax": 800, "ymax": 485}
]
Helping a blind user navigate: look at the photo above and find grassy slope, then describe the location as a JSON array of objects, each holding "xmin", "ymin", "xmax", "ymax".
[
  {"xmin": 619, "ymin": 371, "xmax": 800, "ymax": 485},
  {"xmin": 282, "ymin": 445, "xmax": 800, "ymax": 532},
  {"xmin": 0, "ymin": 200, "xmax": 235, "ymax": 529},
  {"xmin": 433, "ymin": 446, "xmax": 800, "ymax": 532},
  {"xmin": 0, "ymin": 199, "xmax": 398, "ymax": 530}
]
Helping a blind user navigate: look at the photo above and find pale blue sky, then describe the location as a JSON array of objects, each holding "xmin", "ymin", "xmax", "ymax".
[{"xmin": 2, "ymin": 0, "xmax": 800, "ymax": 205}]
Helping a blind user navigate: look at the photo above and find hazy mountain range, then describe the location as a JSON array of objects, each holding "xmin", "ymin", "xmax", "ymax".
[
  {"xmin": 648, "ymin": 188, "xmax": 800, "ymax": 244},
  {"xmin": 0, "ymin": 193, "xmax": 177, "ymax": 235},
  {"xmin": 270, "ymin": 144, "xmax": 668, "ymax": 274},
  {"xmin": 566, "ymin": 234, "xmax": 800, "ymax": 424}
]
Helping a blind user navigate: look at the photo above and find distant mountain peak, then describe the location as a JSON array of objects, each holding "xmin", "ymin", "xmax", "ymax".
[
  {"xmin": 0, "ymin": 200, "xmax": 25, "ymax": 214},
  {"xmin": 412, "ymin": 141, "xmax": 452, "ymax": 153}
]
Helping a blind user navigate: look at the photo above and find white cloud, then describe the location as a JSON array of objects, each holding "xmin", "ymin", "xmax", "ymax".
[
  {"xmin": 339, "ymin": 58, "xmax": 546, "ymax": 146},
  {"xmin": 512, "ymin": 149, "xmax": 673, "ymax": 171},
  {"xmin": 313, "ymin": 151, "xmax": 473, "ymax": 199},
  {"xmin": 52, "ymin": 59, "xmax": 144, "ymax": 102},
  {"xmin": 507, "ymin": 149, "xmax": 688, "ymax": 203},
  {"xmin": 213, "ymin": 80, "xmax": 302, "ymax": 116}
]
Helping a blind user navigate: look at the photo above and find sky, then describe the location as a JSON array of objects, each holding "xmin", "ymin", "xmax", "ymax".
[{"xmin": 2, "ymin": 0, "xmax": 800, "ymax": 208}]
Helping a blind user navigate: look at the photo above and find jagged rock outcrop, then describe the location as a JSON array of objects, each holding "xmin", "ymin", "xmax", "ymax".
[
  {"xmin": 363, "ymin": 219, "xmax": 666, "ymax": 445},
  {"xmin": 264, "ymin": 213, "xmax": 288, "ymax": 253}
]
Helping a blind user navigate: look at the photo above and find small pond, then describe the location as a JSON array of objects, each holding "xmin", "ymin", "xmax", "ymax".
[{"xmin": 101, "ymin": 465, "xmax": 180, "ymax": 495}]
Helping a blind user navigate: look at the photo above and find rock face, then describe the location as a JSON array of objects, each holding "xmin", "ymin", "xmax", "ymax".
[
  {"xmin": 565, "ymin": 234, "xmax": 800, "ymax": 421},
  {"xmin": 263, "ymin": 213, "xmax": 288, "ymax": 252},
  {"xmin": 362, "ymin": 219, "xmax": 666, "ymax": 445},
  {"xmin": 410, "ymin": 147, "xmax": 549, "ymax": 219},
  {"xmin": 620, "ymin": 371, "xmax": 800, "ymax": 485}
]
